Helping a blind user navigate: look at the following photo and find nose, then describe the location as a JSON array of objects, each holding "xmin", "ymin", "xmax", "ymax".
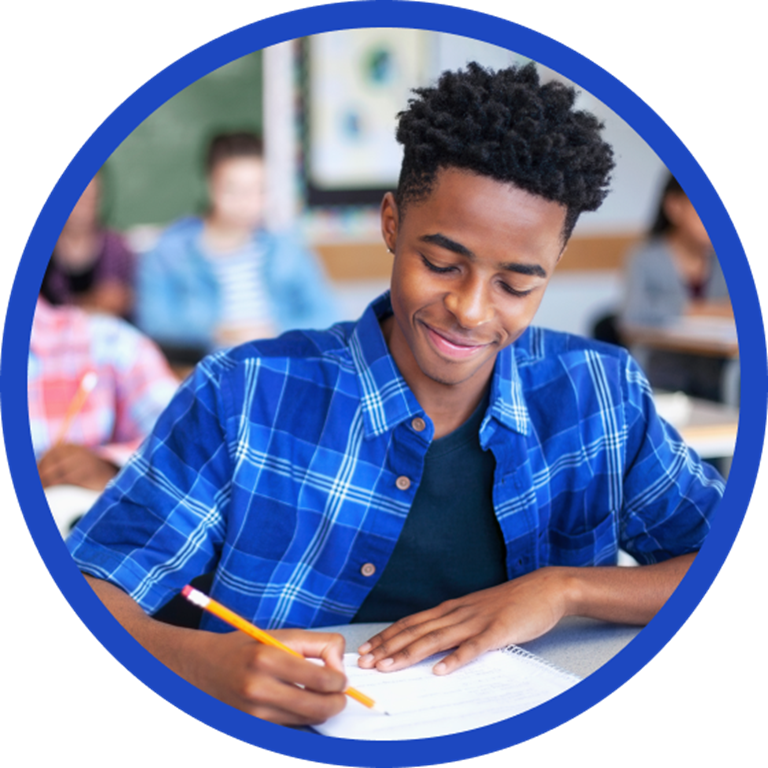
[{"xmin": 443, "ymin": 276, "xmax": 494, "ymax": 329}]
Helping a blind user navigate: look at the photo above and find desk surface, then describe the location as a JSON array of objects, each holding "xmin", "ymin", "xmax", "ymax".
[
  {"xmin": 321, "ymin": 617, "xmax": 642, "ymax": 679},
  {"xmin": 655, "ymin": 392, "xmax": 739, "ymax": 460},
  {"xmin": 622, "ymin": 316, "xmax": 738, "ymax": 358}
]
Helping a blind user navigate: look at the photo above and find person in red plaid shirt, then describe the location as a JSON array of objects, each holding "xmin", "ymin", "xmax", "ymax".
[{"xmin": 29, "ymin": 297, "xmax": 180, "ymax": 490}]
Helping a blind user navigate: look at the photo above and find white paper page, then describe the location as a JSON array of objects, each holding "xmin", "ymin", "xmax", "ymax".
[
  {"xmin": 314, "ymin": 648, "xmax": 580, "ymax": 740},
  {"xmin": 44, "ymin": 485, "xmax": 100, "ymax": 536}
]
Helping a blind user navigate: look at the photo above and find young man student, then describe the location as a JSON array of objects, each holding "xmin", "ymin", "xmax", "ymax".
[{"xmin": 67, "ymin": 63, "xmax": 723, "ymax": 726}]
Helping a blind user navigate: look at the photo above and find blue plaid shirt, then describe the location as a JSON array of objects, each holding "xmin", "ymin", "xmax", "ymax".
[{"xmin": 67, "ymin": 293, "xmax": 723, "ymax": 631}]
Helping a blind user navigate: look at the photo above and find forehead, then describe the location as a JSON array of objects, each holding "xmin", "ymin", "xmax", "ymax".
[
  {"xmin": 209, "ymin": 156, "xmax": 263, "ymax": 179},
  {"xmin": 401, "ymin": 168, "xmax": 567, "ymax": 269}
]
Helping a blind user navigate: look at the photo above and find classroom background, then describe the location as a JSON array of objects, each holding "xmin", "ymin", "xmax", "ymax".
[
  {"xmin": 38, "ymin": 29, "xmax": 739, "ymax": 497},
  {"xmin": 103, "ymin": 31, "xmax": 668, "ymax": 335}
]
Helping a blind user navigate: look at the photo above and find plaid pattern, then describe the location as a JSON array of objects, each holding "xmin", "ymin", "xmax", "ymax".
[
  {"xmin": 67, "ymin": 293, "xmax": 723, "ymax": 631},
  {"xmin": 29, "ymin": 298, "xmax": 179, "ymax": 466}
]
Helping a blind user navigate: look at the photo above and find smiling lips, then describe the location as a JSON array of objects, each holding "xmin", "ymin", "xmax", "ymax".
[{"xmin": 423, "ymin": 323, "xmax": 493, "ymax": 359}]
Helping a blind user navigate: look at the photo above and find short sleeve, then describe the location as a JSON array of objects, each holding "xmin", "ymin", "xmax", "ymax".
[
  {"xmin": 619, "ymin": 354, "xmax": 725, "ymax": 564},
  {"xmin": 66, "ymin": 355, "xmax": 234, "ymax": 613}
]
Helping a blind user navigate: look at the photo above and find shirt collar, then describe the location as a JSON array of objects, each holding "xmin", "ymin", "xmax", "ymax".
[{"xmin": 349, "ymin": 292, "xmax": 531, "ymax": 439}]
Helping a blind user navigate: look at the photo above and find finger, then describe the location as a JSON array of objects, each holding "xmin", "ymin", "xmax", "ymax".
[
  {"xmin": 431, "ymin": 632, "xmax": 502, "ymax": 676},
  {"xmin": 38, "ymin": 451, "xmax": 72, "ymax": 487},
  {"xmin": 282, "ymin": 631, "xmax": 346, "ymax": 673},
  {"xmin": 255, "ymin": 645, "xmax": 347, "ymax": 694},
  {"xmin": 296, "ymin": 632, "xmax": 346, "ymax": 673},
  {"xmin": 358, "ymin": 605, "xmax": 452, "ymax": 656},
  {"xmin": 46, "ymin": 456, "xmax": 84, "ymax": 487},
  {"xmin": 362, "ymin": 618, "xmax": 473, "ymax": 672},
  {"xmin": 274, "ymin": 686, "xmax": 347, "ymax": 725},
  {"xmin": 244, "ymin": 670, "xmax": 347, "ymax": 725}
]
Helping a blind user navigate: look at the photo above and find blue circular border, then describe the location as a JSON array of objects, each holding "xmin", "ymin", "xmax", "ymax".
[{"xmin": 3, "ymin": 2, "xmax": 765, "ymax": 765}]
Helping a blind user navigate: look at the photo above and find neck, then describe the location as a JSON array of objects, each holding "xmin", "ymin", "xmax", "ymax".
[
  {"xmin": 203, "ymin": 214, "xmax": 253, "ymax": 253},
  {"xmin": 666, "ymin": 228, "xmax": 709, "ymax": 261},
  {"xmin": 421, "ymin": 381, "xmax": 490, "ymax": 439},
  {"xmin": 666, "ymin": 229, "xmax": 711, "ymax": 285},
  {"xmin": 381, "ymin": 315, "xmax": 493, "ymax": 439}
]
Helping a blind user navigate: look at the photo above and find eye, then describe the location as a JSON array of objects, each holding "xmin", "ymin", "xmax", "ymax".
[
  {"xmin": 499, "ymin": 281, "xmax": 534, "ymax": 298},
  {"xmin": 420, "ymin": 254, "xmax": 456, "ymax": 274}
]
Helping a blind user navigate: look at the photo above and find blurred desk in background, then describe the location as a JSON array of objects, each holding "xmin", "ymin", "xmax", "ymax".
[
  {"xmin": 654, "ymin": 391, "xmax": 738, "ymax": 477},
  {"xmin": 675, "ymin": 398, "xmax": 739, "ymax": 460},
  {"xmin": 45, "ymin": 485, "xmax": 100, "ymax": 537},
  {"xmin": 622, "ymin": 316, "xmax": 738, "ymax": 358},
  {"xmin": 623, "ymin": 316, "xmax": 739, "ymax": 407}
]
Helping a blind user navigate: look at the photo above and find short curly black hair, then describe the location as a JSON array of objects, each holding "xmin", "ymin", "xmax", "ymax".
[{"xmin": 395, "ymin": 62, "xmax": 615, "ymax": 242}]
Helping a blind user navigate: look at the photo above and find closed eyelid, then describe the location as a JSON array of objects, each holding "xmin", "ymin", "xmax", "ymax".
[
  {"xmin": 499, "ymin": 281, "xmax": 535, "ymax": 297},
  {"xmin": 420, "ymin": 253, "xmax": 456, "ymax": 272},
  {"xmin": 421, "ymin": 254, "xmax": 537, "ymax": 294}
]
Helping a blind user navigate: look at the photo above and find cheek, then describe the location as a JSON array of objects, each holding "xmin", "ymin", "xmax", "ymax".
[{"xmin": 501, "ymin": 295, "xmax": 545, "ymax": 334}]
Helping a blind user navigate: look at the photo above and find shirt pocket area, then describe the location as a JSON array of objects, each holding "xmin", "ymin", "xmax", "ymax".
[{"xmin": 546, "ymin": 511, "xmax": 618, "ymax": 567}]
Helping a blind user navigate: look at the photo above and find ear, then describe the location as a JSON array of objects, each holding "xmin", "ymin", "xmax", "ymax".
[{"xmin": 380, "ymin": 192, "xmax": 399, "ymax": 253}]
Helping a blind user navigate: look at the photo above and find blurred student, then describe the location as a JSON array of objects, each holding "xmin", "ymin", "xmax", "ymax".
[
  {"xmin": 41, "ymin": 173, "xmax": 135, "ymax": 319},
  {"xmin": 621, "ymin": 173, "xmax": 730, "ymax": 328},
  {"xmin": 30, "ymin": 297, "xmax": 179, "ymax": 491},
  {"xmin": 619, "ymin": 173, "xmax": 731, "ymax": 399},
  {"xmin": 136, "ymin": 132, "xmax": 339, "ymax": 356}
]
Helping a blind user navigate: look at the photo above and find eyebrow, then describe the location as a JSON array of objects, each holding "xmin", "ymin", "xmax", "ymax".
[{"xmin": 420, "ymin": 233, "xmax": 548, "ymax": 278}]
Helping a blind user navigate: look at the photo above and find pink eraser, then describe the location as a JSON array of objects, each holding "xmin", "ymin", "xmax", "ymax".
[{"xmin": 181, "ymin": 585, "xmax": 193, "ymax": 599}]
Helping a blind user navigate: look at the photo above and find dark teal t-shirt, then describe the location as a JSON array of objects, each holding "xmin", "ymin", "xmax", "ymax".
[{"xmin": 352, "ymin": 393, "xmax": 507, "ymax": 623}]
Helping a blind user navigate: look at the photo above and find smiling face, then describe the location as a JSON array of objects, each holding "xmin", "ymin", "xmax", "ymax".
[{"xmin": 381, "ymin": 167, "xmax": 567, "ymax": 406}]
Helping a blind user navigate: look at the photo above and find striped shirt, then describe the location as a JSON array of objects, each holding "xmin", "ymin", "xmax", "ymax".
[
  {"xmin": 203, "ymin": 241, "xmax": 274, "ymax": 330},
  {"xmin": 67, "ymin": 292, "xmax": 723, "ymax": 631}
]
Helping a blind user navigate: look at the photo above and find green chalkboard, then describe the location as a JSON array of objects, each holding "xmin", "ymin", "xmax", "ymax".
[{"xmin": 102, "ymin": 51, "xmax": 263, "ymax": 231}]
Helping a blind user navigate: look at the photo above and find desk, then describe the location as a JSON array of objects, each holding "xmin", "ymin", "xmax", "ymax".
[
  {"xmin": 622, "ymin": 316, "xmax": 738, "ymax": 358},
  {"xmin": 45, "ymin": 485, "xmax": 100, "ymax": 536},
  {"xmin": 623, "ymin": 317, "xmax": 740, "ymax": 407},
  {"xmin": 655, "ymin": 392, "xmax": 739, "ymax": 461},
  {"xmin": 319, "ymin": 617, "xmax": 642, "ymax": 680}
]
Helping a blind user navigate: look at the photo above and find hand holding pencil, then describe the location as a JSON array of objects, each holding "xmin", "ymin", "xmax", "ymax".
[
  {"xmin": 38, "ymin": 370, "xmax": 119, "ymax": 490},
  {"xmin": 84, "ymin": 574, "xmax": 352, "ymax": 728},
  {"xmin": 182, "ymin": 585, "xmax": 388, "ymax": 724}
]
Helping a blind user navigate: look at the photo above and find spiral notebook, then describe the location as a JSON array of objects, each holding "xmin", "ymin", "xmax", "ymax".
[{"xmin": 313, "ymin": 646, "xmax": 580, "ymax": 740}]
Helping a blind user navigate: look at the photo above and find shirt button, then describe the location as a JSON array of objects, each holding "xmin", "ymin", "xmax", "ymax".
[
  {"xmin": 411, "ymin": 417, "xmax": 426, "ymax": 432},
  {"xmin": 395, "ymin": 476, "xmax": 411, "ymax": 491},
  {"xmin": 360, "ymin": 563, "xmax": 376, "ymax": 577}
]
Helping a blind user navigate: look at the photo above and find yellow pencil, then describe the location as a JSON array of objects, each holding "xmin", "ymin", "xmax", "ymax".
[
  {"xmin": 181, "ymin": 585, "xmax": 387, "ymax": 714},
  {"xmin": 54, "ymin": 370, "xmax": 98, "ymax": 446}
]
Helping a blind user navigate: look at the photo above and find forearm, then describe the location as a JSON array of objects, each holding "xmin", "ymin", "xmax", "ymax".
[
  {"xmin": 559, "ymin": 552, "xmax": 696, "ymax": 625},
  {"xmin": 84, "ymin": 574, "xmax": 349, "ymax": 725},
  {"xmin": 358, "ymin": 553, "xmax": 697, "ymax": 675},
  {"xmin": 84, "ymin": 574, "xmax": 202, "ymax": 679}
]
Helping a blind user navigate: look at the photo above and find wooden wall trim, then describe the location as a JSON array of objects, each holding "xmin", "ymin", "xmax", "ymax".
[
  {"xmin": 314, "ymin": 233, "xmax": 642, "ymax": 281},
  {"xmin": 559, "ymin": 233, "xmax": 641, "ymax": 272}
]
